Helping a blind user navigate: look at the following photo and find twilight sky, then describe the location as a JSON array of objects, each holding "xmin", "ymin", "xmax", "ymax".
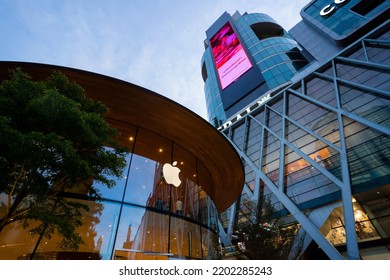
[{"xmin": 0, "ymin": 0, "xmax": 309, "ymax": 119}]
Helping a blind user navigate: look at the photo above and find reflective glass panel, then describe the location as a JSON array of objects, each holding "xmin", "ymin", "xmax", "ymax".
[
  {"xmin": 0, "ymin": 207, "xmax": 40, "ymax": 260},
  {"xmin": 124, "ymin": 128, "xmax": 172, "ymax": 207},
  {"xmin": 201, "ymin": 228, "xmax": 219, "ymax": 259},
  {"xmin": 169, "ymin": 216, "xmax": 202, "ymax": 259},
  {"xmin": 31, "ymin": 199, "xmax": 120, "ymax": 260},
  {"xmin": 114, "ymin": 205, "xmax": 169, "ymax": 260},
  {"xmin": 171, "ymin": 144, "xmax": 199, "ymax": 220},
  {"xmin": 93, "ymin": 151, "xmax": 132, "ymax": 201}
]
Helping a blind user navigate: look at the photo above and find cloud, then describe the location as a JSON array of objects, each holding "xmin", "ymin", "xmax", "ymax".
[{"xmin": 0, "ymin": 0, "xmax": 308, "ymax": 120}]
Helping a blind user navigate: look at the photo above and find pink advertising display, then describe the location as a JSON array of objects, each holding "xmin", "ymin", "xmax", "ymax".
[{"xmin": 210, "ymin": 22, "xmax": 252, "ymax": 90}]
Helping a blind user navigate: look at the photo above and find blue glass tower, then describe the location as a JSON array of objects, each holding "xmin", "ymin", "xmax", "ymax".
[
  {"xmin": 201, "ymin": 11, "xmax": 310, "ymax": 127},
  {"xmin": 202, "ymin": 1, "xmax": 390, "ymax": 260}
]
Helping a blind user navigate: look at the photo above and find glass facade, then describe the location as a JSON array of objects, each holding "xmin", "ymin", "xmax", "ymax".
[
  {"xmin": 202, "ymin": 12, "xmax": 309, "ymax": 126},
  {"xmin": 202, "ymin": 49, "xmax": 226, "ymax": 127},
  {"xmin": 216, "ymin": 20, "xmax": 390, "ymax": 259},
  {"xmin": 235, "ymin": 13, "xmax": 309, "ymax": 89},
  {"xmin": 0, "ymin": 126, "xmax": 220, "ymax": 260},
  {"xmin": 304, "ymin": 0, "xmax": 366, "ymax": 36},
  {"xmin": 303, "ymin": 0, "xmax": 388, "ymax": 37}
]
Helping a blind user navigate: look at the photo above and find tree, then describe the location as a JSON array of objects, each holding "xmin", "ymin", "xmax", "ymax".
[
  {"xmin": 0, "ymin": 68, "xmax": 127, "ymax": 251},
  {"xmin": 234, "ymin": 197, "xmax": 304, "ymax": 259}
]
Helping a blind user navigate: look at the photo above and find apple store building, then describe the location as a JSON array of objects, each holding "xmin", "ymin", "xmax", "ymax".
[{"xmin": 0, "ymin": 62, "xmax": 244, "ymax": 260}]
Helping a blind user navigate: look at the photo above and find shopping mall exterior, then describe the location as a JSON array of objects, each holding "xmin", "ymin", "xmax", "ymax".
[
  {"xmin": 201, "ymin": 0, "xmax": 389, "ymax": 259},
  {"xmin": 0, "ymin": 62, "xmax": 244, "ymax": 260}
]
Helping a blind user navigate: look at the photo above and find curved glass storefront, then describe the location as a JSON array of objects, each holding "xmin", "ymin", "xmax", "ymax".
[{"xmin": 0, "ymin": 125, "xmax": 220, "ymax": 260}]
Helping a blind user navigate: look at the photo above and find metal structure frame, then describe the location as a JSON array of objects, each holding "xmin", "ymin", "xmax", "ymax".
[{"xmin": 218, "ymin": 21, "xmax": 390, "ymax": 260}]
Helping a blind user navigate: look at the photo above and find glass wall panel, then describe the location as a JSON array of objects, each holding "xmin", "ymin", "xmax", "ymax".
[
  {"xmin": 219, "ymin": 206, "xmax": 232, "ymax": 232},
  {"xmin": 355, "ymin": 185, "xmax": 390, "ymax": 239},
  {"xmin": 246, "ymin": 117, "xmax": 262, "ymax": 167},
  {"xmin": 288, "ymin": 93, "xmax": 340, "ymax": 143},
  {"xmin": 363, "ymin": 198, "xmax": 390, "ymax": 219},
  {"xmin": 344, "ymin": 117, "xmax": 390, "ymax": 187},
  {"xmin": 169, "ymin": 216, "xmax": 202, "ymax": 259},
  {"xmin": 172, "ymin": 144, "xmax": 199, "ymax": 221},
  {"xmin": 133, "ymin": 128, "xmax": 172, "ymax": 167},
  {"xmin": 244, "ymin": 167, "xmax": 256, "ymax": 191},
  {"xmin": 0, "ymin": 123, "xmax": 221, "ymax": 260},
  {"xmin": 199, "ymin": 189, "xmax": 218, "ymax": 231},
  {"xmin": 90, "ymin": 122, "xmax": 137, "ymax": 201},
  {"xmin": 376, "ymin": 216, "xmax": 390, "ymax": 237},
  {"xmin": 291, "ymin": 83, "xmax": 302, "ymax": 93},
  {"xmin": 366, "ymin": 42, "xmax": 390, "ymax": 65},
  {"xmin": 262, "ymin": 130, "xmax": 280, "ymax": 186},
  {"xmin": 264, "ymin": 193, "xmax": 285, "ymax": 214},
  {"xmin": 284, "ymin": 147, "xmax": 339, "ymax": 207},
  {"xmin": 324, "ymin": 202, "xmax": 383, "ymax": 247},
  {"xmin": 261, "ymin": 184, "xmax": 286, "ymax": 213},
  {"xmin": 336, "ymin": 62, "xmax": 390, "ymax": 92},
  {"xmin": 124, "ymin": 128, "xmax": 172, "ymax": 207},
  {"xmin": 375, "ymin": 29, "xmax": 390, "ymax": 41},
  {"xmin": 93, "ymin": 151, "xmax": 132, "ymax": 201},
  {"xmin": 346, "ymin": 45, "xmax": 366, "ymax": 61},
  {"xmin": 201, "ymin": 228, "xmax": 219, "ymax": 259},
  {"xmin": 238, "ymin": 192, "xmax": 256, "ymax": 226},
  {"xmin": 325, "ymin": 218, "xmax": 346, "ymax": 246},
  {"xmin": 171, "ymin": 179, "xmax": 199, "ymax": 221},
  {"xmin": 197, "ymin": 161, "xmax": 215, "ymax": 227},
  {"xmin": 232, "ymin": 122, "xmax": 246, "ymax": 149},
  {"xmin": 124, "ymin": 155, "xmax": 168, "ymax": 207},
  {"xmin": 269, "ymin": 97, "xmax": 284, "ymax": 114},
  {"xmin": 0, "ymin": 214, "xmax": 41, "ymax": 259},
  {"xmin": 286, "ymin": 120, "xmax": 342, "ymax": 180},
  {"xmin": 360, "ymin": 246, "xmax": 390, "ymax": 260},
  {"xmin": 339, "ymin": 83, "xmax": 390, "ymax": 129},
  {"xmin": 31, "ymin": 199, "xmax": 120, "ymax": 260},
  {"xmin": 173, "ymin": 143, "xmax": 197, "ymax": 184},
  {"xmin": 305, "ymin": 76, "xmax": 337, "ymax": 107},
  {"xmin": 267, "ymin": 107, "xmax": 282, "ymax": 137},
  {"xmin": 252, "ymin": 108, "xmax": 265, "ymax": 125},
  {"xmin": 114, "ymin": 205, "xmax": 169, "ymax": 260},
  {"xmin": 108, "ymin": 121, "xmax": 137, "ymax": 152},
  {"xmin": 199, "ymin": 189, "xmax": 208, "ymax": 226}
]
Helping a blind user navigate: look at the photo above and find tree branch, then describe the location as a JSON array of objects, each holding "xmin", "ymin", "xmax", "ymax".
[{"xmin": 7, "ymin": 164, "xmax": 27, "ymax": 216}]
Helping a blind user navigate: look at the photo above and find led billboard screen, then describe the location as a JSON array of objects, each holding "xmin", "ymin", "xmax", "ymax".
[{"xmin": 210, "ymin": 22, "xmax": 252, "ymax": 90}]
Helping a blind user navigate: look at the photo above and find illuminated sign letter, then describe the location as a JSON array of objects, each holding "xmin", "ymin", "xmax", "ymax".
[
  {"xmin": 217, "ymin": 93, "xmax": 271, "ymax": 131},
  {"xmin": 320, "ymin": 0, "xmax": 349, "ymax": 17},
  {"xmin": 320, "ymin": 4, "xmax": 335, "ymax": 16}
]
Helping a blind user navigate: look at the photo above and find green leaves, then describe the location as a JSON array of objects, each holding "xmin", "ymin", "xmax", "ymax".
[
  {"xmin": 0, "ymin": 68, "xmax": 127, "ymax": 251},
  {"xmin": 233, "ymin": 197, "xmax": 302, "ymax": 260}
]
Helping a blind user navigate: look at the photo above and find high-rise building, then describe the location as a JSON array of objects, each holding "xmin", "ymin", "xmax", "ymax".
[{"xmin": 201, "ymin": 0, "xmax": 390, "ymax": 259}]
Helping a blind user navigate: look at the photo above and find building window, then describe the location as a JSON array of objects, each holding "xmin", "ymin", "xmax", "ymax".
[
  {"xmin": 250, "ymin": 22, "xmax": 284, "ymax": 41},
  {"xmin": 350, "ymin": 0, "xmax": 386, "ymax": 16}
]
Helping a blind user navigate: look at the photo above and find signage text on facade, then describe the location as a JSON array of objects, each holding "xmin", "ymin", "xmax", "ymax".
[
  {"xmin": 320, "ymin": 0, "xmax": 349, "ymax": 17},
  {"xmin": 218, "ymin": 93, "xmax": 271, "ymax": 131}
]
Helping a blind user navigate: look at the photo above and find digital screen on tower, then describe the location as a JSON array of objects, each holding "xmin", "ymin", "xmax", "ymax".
[{"xmin": 210, "ymin": 21, "xmax": 252, "ymax": 90}]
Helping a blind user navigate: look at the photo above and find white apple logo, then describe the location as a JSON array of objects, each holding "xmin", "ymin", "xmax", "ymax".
[{"xmin": 162, "ymin": 161, "xmax": 182, "ymax": 187}]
